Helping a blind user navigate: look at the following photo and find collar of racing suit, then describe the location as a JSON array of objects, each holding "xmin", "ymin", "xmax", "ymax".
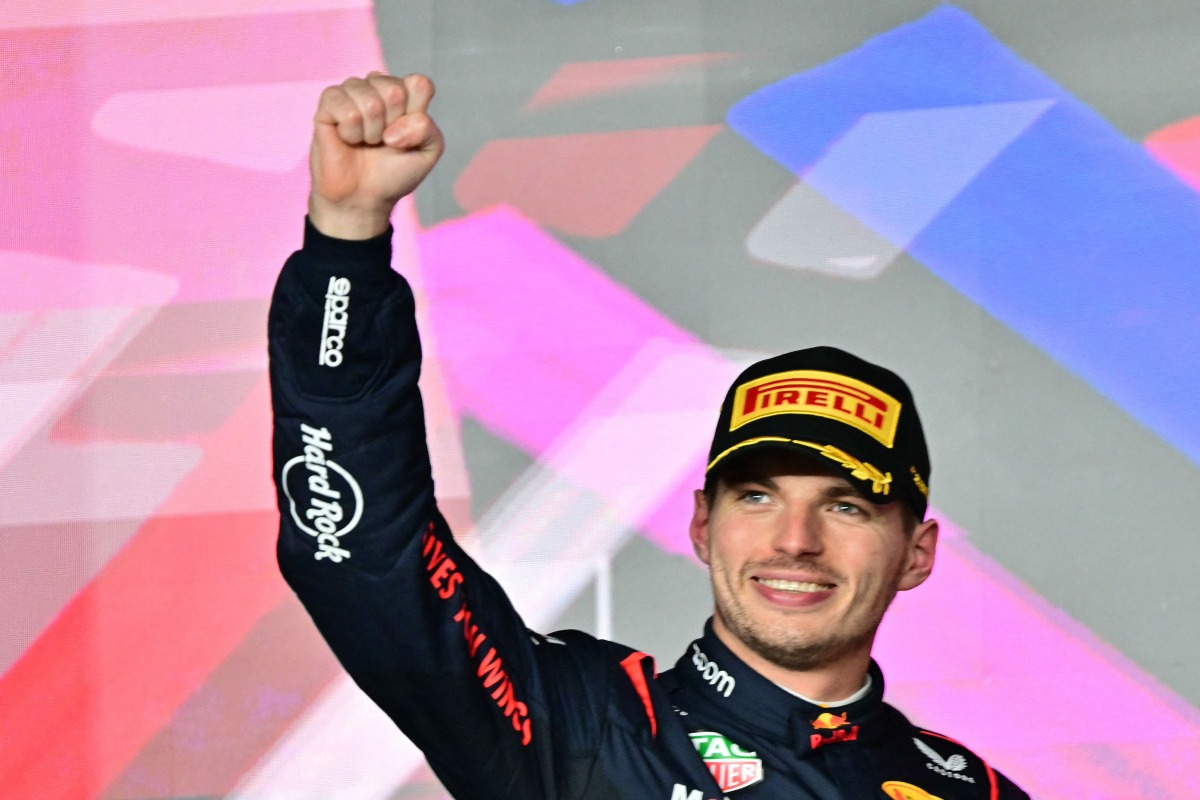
[{"xmin": 673, "ymin": 619, "xmax": 892, "ymax": 759}]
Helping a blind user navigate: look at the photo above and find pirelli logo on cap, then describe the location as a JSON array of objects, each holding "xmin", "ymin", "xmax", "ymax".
[{"xmin": 731, "ymin": 370, "xmax": 901, "ymax": 447}]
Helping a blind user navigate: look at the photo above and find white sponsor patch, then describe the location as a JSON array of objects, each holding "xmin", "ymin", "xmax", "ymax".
[
  {"xmin": 689, "ymin": 731, "xmax": 763, "ymax": 793},
  {"xmin": 318, "ymin": 276, "xmax": 351, "ymax": 367},
  {"xmin": 913, "ymin": 738, "xmax": 975, "ymax": 783},
  {"xmin": 668, "ymin": 784, "xmax": 729, "ymax": 800},
  {"xmin": 281, "ymin": 423, "xmax": 363, "ymax": 562},
  {"xmin": 692, "ymin": 643, "xmax": 736, "ymax": 698}
]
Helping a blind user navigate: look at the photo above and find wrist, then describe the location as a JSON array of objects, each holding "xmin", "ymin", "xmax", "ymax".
[{"xmin": 307, "ymin": 195, "xmax": 394, "ymax": 241}]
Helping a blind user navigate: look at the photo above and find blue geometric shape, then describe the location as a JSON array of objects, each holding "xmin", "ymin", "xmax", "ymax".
[
  {"xmin": 728, "ymin": 6, "xmax": 1200, "ymax": 467},
  {"xmin": 746, "ymin": 101, "xmax": 1052, "ymax": 279},
  {"xmin": 805, "ymin": 100, "xmax": 1053, "ymax": 248}
]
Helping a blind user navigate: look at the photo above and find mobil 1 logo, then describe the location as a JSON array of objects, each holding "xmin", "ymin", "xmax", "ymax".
[{"xmin": 281, "ymin": 422, "xmax": 363, "ymax": 563}]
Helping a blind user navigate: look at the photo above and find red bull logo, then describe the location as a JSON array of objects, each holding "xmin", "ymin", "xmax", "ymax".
[
  {"xmin": 811, "ymin": 711, "xmax": 849, "ymax": 730},
  {"xmin": 881, "ymin": 781, "xmax": 943, "ymax": 800},
  {"xmin": 809, "ymin": 711, "xmax": 859, "ymax": 750},
  {"xmin": 730, "ymin": 370, "xmax": 901, "ymax": 447},
  {"xmin": 810, "ymin": 726, "xmax": 859, "ymax": 750}
]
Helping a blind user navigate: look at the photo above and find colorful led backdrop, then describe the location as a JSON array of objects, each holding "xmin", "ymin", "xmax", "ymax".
[{"xmin": 3, "ymin": 1, "xmax": 1200, "ymax": 797}]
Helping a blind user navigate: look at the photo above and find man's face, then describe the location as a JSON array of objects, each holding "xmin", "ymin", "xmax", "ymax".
[{"xmin": 689, "ymin": 450, "xmax": 938, "ymax": 674}]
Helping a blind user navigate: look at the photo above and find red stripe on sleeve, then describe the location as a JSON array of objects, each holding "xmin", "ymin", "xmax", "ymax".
[{"xmin": 619, "ymin": 651, "xmax": 658, "ymax": 739}]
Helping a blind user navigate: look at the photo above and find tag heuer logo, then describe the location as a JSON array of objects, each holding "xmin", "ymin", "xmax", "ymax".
[{"xmin": 689, "ymin": 731, "xmax": 764, "ymax": 793}]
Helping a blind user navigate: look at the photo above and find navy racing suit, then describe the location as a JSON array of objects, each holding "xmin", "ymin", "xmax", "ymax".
[{"xmin": 269, "ymin": 220, "xmax": 1030, "ymax": 800}]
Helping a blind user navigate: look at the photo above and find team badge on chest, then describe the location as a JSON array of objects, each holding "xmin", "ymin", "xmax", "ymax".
[{"xmin": 688, "ymin": 730, "xmax": 764, "ymax": 793}]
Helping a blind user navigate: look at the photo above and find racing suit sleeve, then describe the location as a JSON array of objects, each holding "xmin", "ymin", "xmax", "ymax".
[{"xmin": 269, "ymin": 220, "xmax": 611, "ymax": 799}]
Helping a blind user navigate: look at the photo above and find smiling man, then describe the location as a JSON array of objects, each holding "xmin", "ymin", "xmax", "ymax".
[
  {"xmin": 270, "ymin": 73, "xmax": 1028, "ymax": 800},
  {"xmin": 692, "ymin": 348, "xmax": 939, "ymax": 705}
]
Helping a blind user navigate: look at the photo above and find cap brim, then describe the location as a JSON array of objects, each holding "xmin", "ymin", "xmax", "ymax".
[{"xmin": 706, "ymin": 436, "xmax": 903, "ymax": 508}]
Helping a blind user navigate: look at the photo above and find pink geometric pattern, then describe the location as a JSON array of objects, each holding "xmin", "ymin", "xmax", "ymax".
[
  {"xmin": 92, "ymin": 81, "xmax": 333, "ymax": 173},
  {"xmin": 0, "ymin": 0, "xmax": 368, "ymax": 30},
  {"xmin": 879, "ymin": 516, "xmax": 1200, "ymax": 798}
]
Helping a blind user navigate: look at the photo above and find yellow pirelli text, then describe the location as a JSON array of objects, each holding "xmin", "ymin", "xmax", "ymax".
[{"xmin": 731, "ymin": 370, "xmax": 901, "ymax": 447}]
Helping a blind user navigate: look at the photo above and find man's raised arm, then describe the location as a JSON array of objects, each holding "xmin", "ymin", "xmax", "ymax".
[
  {"xmin": 267, "ymin": 74, "xmax": 595, "ymax": 799},
  {"xmin": 271, "ymin": 72, "xmax": 444, "ymax": 570}
]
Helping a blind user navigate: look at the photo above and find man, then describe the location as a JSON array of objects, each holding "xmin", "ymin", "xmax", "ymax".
[{"xmin": 270, "ymin": 72, "xmax": 1029, "ymax": 800}]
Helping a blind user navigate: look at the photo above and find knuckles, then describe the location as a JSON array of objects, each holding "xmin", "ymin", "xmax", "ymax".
[
  {"xmin": 380, "ymin": 84, "xmax": 407, "ymax": 107},
  {"xmin": 405, "ymin": 73, "xmax": 434, "ymax": 97},
  {"xmin": 315, "ymin": 73, "xmax": 438, "ymax": 150},
  {"xmin": 360, "ymin": 98, "xmax": 384, "ymax": 119},
  {"xmin": 322, "ymin": 73, "xmax": 434, "ymax": 114}
]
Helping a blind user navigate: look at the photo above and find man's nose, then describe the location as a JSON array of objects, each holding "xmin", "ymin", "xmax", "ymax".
[{"xmin": 771, "ymin": 505, "xmax": 823, "ymax": 556}]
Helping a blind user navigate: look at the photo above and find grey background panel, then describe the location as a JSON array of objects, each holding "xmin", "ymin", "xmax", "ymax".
[{"xmin": 376, "ymin": 0, "xmax": 1200, "ymax": 709}]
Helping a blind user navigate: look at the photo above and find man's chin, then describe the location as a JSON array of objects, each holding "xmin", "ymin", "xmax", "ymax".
[
  {"xmin": 733, "ymin": 617, "xmax": 876, "ymax": 675},
  {"xmin": 718, "ymin": 610, "xmax": 837, "ymax": 671},
  {"xmin": 747, "ymin": 633, "xmax": 843, "ymax": 672}
]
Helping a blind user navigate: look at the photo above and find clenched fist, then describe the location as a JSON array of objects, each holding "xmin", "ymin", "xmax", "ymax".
[{"xmin": 309, "ymin": 72, "xmax": 444, "ymax": 240}]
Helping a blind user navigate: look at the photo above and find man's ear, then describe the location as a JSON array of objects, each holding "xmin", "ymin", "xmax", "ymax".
[
  {"xmin": 689, "ymin": 489, "xmax": 712, "ymax": 565},
  {"xmin": 898, "ymin": 517, "xmax": 938, "ymax": 591}
]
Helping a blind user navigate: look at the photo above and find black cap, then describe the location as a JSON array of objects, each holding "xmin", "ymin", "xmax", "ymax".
[{"xmin": 706, "ymin": 347, "xmax": 931, "ymax": 520}]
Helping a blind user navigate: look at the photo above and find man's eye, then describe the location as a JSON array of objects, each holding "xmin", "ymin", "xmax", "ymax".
[
  {"xmin": 740, "ymin": 490, "xmax": 770, "ymax": 504},
  {"xmin": 831, "ymin": 501, "xmax": 864, "ymax": 516}
]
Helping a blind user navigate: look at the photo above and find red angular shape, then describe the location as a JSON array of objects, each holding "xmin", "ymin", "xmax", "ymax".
[
  {"xmin": 1146, "ymin": 116, "xmax": 1200, "ymax": 192},
  {"xmin": 525, "ymin": 53, "xmax": 733, "ymax": 108},
  {"xmin": 102, "ymin": 595, "xmax": 341, "ymax": 799},
  {"xmin": 453, "ymin": 125, "xmax": 723, "ymax": 238},
  {"xmin": 0, "ymin": 379, "xmax": 282, "ymax": 799}
]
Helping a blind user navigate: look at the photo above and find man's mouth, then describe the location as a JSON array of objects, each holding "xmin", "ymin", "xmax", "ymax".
[{"xmin": 753, "ymin": 578, "xmax": 835, "ymax": 594}]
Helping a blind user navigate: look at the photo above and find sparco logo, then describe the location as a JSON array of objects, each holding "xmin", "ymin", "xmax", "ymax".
[
  {"xmin": 692, "ymin": 643, "xmax": 736, "ymax": 698},
  {"xmin": 318, "ymin": 276, "xmax": 351, "ymax": 367},
  {"xmin": 281, "ymin": 423, "xmax": 363, "ymax": 562}
]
